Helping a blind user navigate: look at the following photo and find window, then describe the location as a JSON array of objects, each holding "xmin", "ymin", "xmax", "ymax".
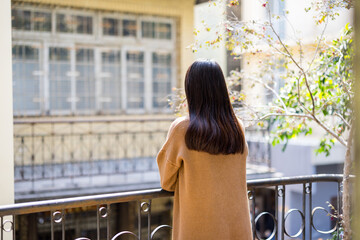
[
  {"xmin": 12, "ymin": 6, "xmax": 176, "ymax": 115},
  {"xmin": 49, "ymin": 47, "xmax": 72, "ymax": 112},
  {"xmin": 123, "ymin": 19, "xmax": 137, "ymax": 37},
  {"xmin": 141, "ymin": 21, "xmax": 155, "ymax": 38},
  {"xmin": 56, "ymin": 14, "xmax": 93, "ymax": 34},
  {"xmin": 12, "ymin": 45, "xmax": 41, "ymax": 115},
  {"xmin": 101, "ymin": 50, "xmax": 122, "ymax": 112},
  {"xmin": 102, "ymin": 17, "xmax": 119, "ymax": 36},
  {"xmin": 157, "ymin": 23, "xmax": 171, "ymax": 39},
  {"xmin": 12, "ymin": 9, "xmax": 51, "ymax": 32},
  {"xmin": 126, "ymin": 51, "xmax": 144, "ymax": 109},
  {"xmin": 152, "ymin": 52, "xmax": 171, "ymax": 108},
  {"xmin": 142, "ymin": 21, "xmax": 172, "ymax": 40},
  {"xmin": 76, "ymin": 49, "xmax": 95, "ymax": 111}
]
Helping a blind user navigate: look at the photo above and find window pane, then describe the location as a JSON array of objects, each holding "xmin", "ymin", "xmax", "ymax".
[
  {"xmin": 123, "ymin": 19, "xmax": 136, "ymax": 37},
  {"xmin": 127, "ymin": 51, "xmax": 144, "ymax": 109},
  {"xmin": 57, "ymin": 14, "xmax": 93, "ymax": 34},
  {"xmin": 33, "ymin": 11, "xmax": 51, "ymax": 32},
  {"xmin": 49, "ymin": 47, "xmax": 72, "ymax": 111},
  {"xmin": 56, "ymin": 14, "xmax": 73, "ymax": 33},
  {"xmin": 141, "ymin": 21, "xmax": 155, "ymax": 38},
  {"xmin": 103, "ymin": 18, "xmax": 119, "ymax": 36},
  {"xmin": 152, "ymin": 53, "xmax": 172, "ymax": 108},
  {"xmin": 12, "ymin": 9, "xmax": 31, "ymax": 31},
  {"xmin": 101, "ymin": 50, "xmax": 121, "ymax": 112},
  {"xmin": 76, "ymin": 15, "xmax": 93, "ymax": 34},
  {"xmin": 157, "ymin": 23, "xmax": 171, "ymax": 39},
  {"xmin": 76, "ymin": 48, "xmax": 95, "ymax": 111},
  {"xmin": 12, "ymin": 45, "xmax": 41, "ymax": 114}
]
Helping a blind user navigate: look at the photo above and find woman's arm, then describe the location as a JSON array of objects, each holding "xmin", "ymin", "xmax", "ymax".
[{"xmin": 156, "ymin": 118, "xmax": 184, "ymax": 192}]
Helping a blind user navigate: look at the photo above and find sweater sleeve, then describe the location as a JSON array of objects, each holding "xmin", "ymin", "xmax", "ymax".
[{"xmin": 156, "ymin": 119, "xmax": 183, "ymax": 192}]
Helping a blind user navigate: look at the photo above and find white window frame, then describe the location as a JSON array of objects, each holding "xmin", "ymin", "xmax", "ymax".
[
  {"xmin": 11, "ymin": 6, "xmax": 53, "ymax": 38},
  {"xmin": 99, "ymin": 13, "xmax": 138, "ymax": 40},
  {"xmin": 12, "ymin": 6, "xmax": 178, "ymax": 116},
  {"xmin": 47, "ymin": 43, "xmax": 75, "ymax": 115},
  {"xmin": 139, "ymin": 16, "xmax": 175, "ymax": 42},
  {"xmin": 12, "ymin": 41, "xmax": 43, "ymax": 116},
  {"xmin": 151, "ymin": 50, "xmax": 175, "ymax": 113},
  {"xmin": 97, "ymin": 47, "xmax": 123, "ymax": 114},
  {"xmin": 53, "ymin": 8, "xmax": 96, "ymax": 40}
]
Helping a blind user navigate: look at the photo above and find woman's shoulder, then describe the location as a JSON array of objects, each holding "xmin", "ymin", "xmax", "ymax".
[
  {"xmin": 170, "ymin": 116, "xmax": 189, "ymax": 131},
  {"xmin": 236, "ymin": 117, "xmax": 246, "ymax": 133}
]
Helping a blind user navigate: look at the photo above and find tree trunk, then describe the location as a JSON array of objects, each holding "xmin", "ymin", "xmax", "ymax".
[{"xmin": 342, "ymin": 125, "xmax": 353, "ymax": 240}]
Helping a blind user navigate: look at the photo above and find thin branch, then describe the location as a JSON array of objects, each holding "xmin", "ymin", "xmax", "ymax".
[
  {"xmin": 267, "ymin": 7, "xmax": 316, "ymax": 115},
  {"xmin": 257, "ymin": 113, "xmax": 312, "ymax": 121},
  {"xmin": 335, "ymin": 112, "xmax": 351, "ymax": 128},
  {"xmin": 244, "ymin": 75, "xmax": 288, "ymax": 112},
  {"xmin": 306, "ymin": 19, "xmax": 328, "ymax": 72},
  {"xmin": 311, "ymin": 114, "xmax": 347, "ymax": 146}
]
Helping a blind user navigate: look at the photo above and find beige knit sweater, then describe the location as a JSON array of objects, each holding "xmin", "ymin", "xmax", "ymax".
[{"xmin": 157, "ymin": 117, "xmax": 253, "ymax": 240}]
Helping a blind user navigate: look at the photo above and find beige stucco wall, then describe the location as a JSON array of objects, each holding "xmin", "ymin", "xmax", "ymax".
[
  {"xmin": 13, "ymin": 0, "xmax": 196, "ymax": 86},
  {"xmin": 1, "ymin": 0, "xmax": 15, "ymax": 206}
]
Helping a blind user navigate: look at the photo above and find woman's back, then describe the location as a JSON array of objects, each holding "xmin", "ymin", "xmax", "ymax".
[{"xmin": 157, "ymin": 117, "xmax": 252, "ymax": 240}]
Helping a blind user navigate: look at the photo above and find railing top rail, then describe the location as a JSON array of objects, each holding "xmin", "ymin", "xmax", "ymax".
[
  {"xmin": 13, "ymin": 116, "xmax": 176, "ymax": 125},
  {"xmin": 0, "ymin": 174, "xmax": 348, "ymax": 217},
  {"xmin": 247, "ymin": 174, "xmax": 346, "ymax": 187}
]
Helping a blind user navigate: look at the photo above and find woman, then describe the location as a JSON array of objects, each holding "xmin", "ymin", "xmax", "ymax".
[{"xmin": 157, "ymin": 59, "xmax": 252, "ymax": 239}]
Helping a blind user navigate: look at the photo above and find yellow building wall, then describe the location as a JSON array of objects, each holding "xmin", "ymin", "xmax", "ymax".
[{"xmin": 13, "ymin": 0, "xmax": 196, "ymax": 86}]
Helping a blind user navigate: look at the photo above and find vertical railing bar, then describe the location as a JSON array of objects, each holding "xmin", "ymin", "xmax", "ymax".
[
  {"xmin": 12, "ymin": 215, "xmax": 15, "ymax": 240},
  {"xmin": 309, "ymin": 183, "xmax": 312, "ymax": 240},
  {"xmin": 281, "ymin": 185, "xmax": 286, "ymax": 240},
  {"xmin": 21, "ymin": 137, "xmax": 24, "ymax": 181},
  {"xmin": 275, "ymin": 185, "xmax": 278, "ymax": 240},
  {"xmin": 97, "ymin": 205, "xmax": 100, "ymax": 240},
  {"xmin": 1, "ymin": 216, "xmax": 3, "ymax": 240},
  {"xmin": 62, "ymin": 209, "xmax": 65, "ymax": 240},
  {"xmin": 107, "ymin": 204, "xmax": 110, "ymax": 240},
  {"xmin": 148, "ymin": 200, "xmax": 151, "ymax": 240},
  {"xmin": 90, "ymin": 122, "xmax": 93, "ymax": 184},
  {"xmin": 31, "ymin": 123, "xmax": 35, "ymax": 190},
  {"xmin": 302, "ymin": 183, "xmax": 306, "ymax": 240},
  {"xmin": 51, "ymin": 123, "xmax": 55, "ymax": 186},
  {"xmin": 42, "ymin": 136, "xmax": 45, "ymax": 179},
  {"xmin": 51, "ymin": 210, "xmax": 54, "ymax": 240},
  {"xmin": 70, "ymin": 123, "xmax": 74, "ymax": 184},
  {"xmin": 138, "ymin": 201, "xmax": 141, "ymax": 240},
  {"xmin": 251, "ymin": 188, "xmax": 256, "ymax": 240},
  {"xmin": 337, "ymin": 181, "xmax": 341, "ymax": 239}
]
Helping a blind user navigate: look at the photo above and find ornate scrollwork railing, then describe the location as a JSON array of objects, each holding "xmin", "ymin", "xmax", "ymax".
[
  {"xmin": 13, "ymin": 117, "xmax": 271, "ymax": 198},
  {"xmin": 0, "ymin": 174, "xmax": 348, "ymax": 240}
]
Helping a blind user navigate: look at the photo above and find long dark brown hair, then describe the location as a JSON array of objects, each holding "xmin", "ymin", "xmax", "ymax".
[{"xmin": 184, "ymin": 59, "xmax": 245, "ymax": 155}]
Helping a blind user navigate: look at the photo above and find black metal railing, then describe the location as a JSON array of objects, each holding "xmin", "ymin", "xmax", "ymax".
[
  {"xmin": 0, "ymin": 174, "xmax": 346, "ymax": 240},
  {"xmin": 13, "ymin": 117, "xmax": 271, "ymax": 198}
]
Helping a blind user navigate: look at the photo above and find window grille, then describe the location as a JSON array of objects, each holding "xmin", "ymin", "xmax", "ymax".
[
  {"xmin": 123, "ymin": 19, "xmax": 137, "ymax": 36},
  {"xmin": 101, "ymin": 50, "xmax": 122, "ymax": 113},
  {"xmin": 126, "ymin": 51, "xmax": 145, "ymax": 109},
  {"xmin": 76, "ymin": 48, "xmax": 96, "ymax": 112},
  {"xmin": 12, "ymin": 6, "xmax": 175, "ymax": 116},
  {"xmin": 12, "ymin": 45, "xmax": 41, "ymax": 115},
  {"xmin": 103, "ymin": 18, "xmax": 120, "ymax": 36},
  {"xmin": 12, "ymin": 8, "xmax": 51, "ymax": 32},
  {"xmin": 152, "ymin": 52, "xmax": 172, "ymax": 108},
  {"xmin": 49, "ymin": 47, "xmax": 72, "ymax": 112},
  {"xmin": 56, "ymin": 14, "xmax": 93, "ymax": 34},
  {"xmin": 142, "ymin": 21, "xmax": 172, "ymax": 40}
]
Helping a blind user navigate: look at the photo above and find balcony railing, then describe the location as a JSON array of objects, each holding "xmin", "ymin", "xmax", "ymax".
[
  {"xmin": 0, "ymin": 174, "xmax": 345, "ymax": 240},
  {"xmin": 13, "ymin": 117, "xmax": 271, "ymax": 199}
]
